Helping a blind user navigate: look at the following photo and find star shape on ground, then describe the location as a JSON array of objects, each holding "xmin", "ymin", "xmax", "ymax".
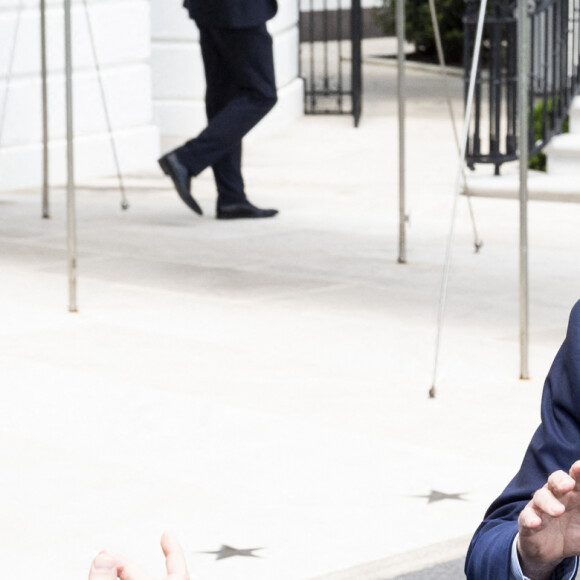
[
  {"xmin": 201, "ymin": 545, "xmax": 263, "ymax": 560},
  {"xmin": 414, "ymin": 490, "xmax": 469, "ymax": 504}
]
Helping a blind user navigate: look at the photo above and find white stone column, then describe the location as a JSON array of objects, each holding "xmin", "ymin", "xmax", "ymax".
[
  {"xmin": 0, "ymin": 0, "xmax": 159, "ymax": 191},
  {"xmin": 150, "ymin": 0, "xmax": 304, "ymax": 153}
]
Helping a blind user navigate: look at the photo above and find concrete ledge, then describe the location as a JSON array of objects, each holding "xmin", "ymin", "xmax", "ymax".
[
  {"xmin": 463, "ymin": 170, "xmax": 580, "ymax": 203},
  {"xmin": 0, "ymin": 125, "xmax": 159, "ymax": 190},
  {"xmin": 308, "ymin": 535, "xmax": 470, "ymax": 580},
  {"xmin": 545, "ymin": 133, "xmax": 580, "ymax": 175},
  {"xmin": 567, "ymin": 95, "xmax": 580, "ymax": 134},
  {"xmin": 363, "ymin": 55, "xmax": 463, "ymax": 78}
]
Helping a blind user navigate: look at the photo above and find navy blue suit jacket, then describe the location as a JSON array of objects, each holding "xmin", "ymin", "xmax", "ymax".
[
  {"xmin": 465, "ymin": 300, "xmax": 580, "ymax": 578},
  {"xmin": 183, "ymin": 0, "xmax": 278, "ymax": 28}
]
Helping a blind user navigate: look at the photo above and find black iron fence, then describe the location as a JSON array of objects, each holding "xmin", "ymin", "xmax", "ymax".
[
  {"xmin": 464, "ymin": 0, "xmax": 580, "ymax": 172},
  {"xmin": 299, "ymin": 0, "xmax": 363, "ymax": 126}
]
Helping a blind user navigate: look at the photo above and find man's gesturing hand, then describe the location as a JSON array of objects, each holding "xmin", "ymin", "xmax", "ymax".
[
  {"xmin": 517, "ymin": 460, "xmax": 580, "ymax": 580},
  {"xmin": 88, "ymin": 531, "xmax": 190, "ymax": 580}
]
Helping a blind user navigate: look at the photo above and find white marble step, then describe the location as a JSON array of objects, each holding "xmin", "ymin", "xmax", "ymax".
[
  {"xmin": 567, "ymin": 95, "xmax": 580, "ymax": 133},
  {"xmin": 463, "ymin": 168, "xmax": 580, "ymax": 202},
  {"xmin": 545, "ymin": 133, "xmax": 580, "ymax": 175},
  {"xmin": 465, "ymin": 96, "xmax": 580, "ymax": 199}
]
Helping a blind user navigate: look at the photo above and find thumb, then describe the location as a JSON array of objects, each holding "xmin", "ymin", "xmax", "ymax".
[{"xmin": 89, "ymin": 552, "xmax": 118, "ymax": 580}]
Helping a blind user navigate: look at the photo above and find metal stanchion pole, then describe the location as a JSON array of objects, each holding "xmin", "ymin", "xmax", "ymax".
[
  {"xmin": 396, "ymin": 0, "xmax": 407, "ymax": 264},
  {"xmin": 518, "ymin": 0, "xmax": 530, "ymax": 378},
  {"xmin": 351, "ymin": 0, "xmax": 362, "ymax": 127},
  {"xmin": 41, "ymin": 0, "xmax": 49, "ymax": 218},
  {"xmin": 64, "ymin": 0, "xmax": 77, "ymax": 312}
]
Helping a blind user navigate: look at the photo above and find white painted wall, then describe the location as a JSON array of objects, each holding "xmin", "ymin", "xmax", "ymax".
[
  {"xmin": 302, "ymin": 0, "xmax": 382, "ymax": 9},
  {"xmin": 0, "ymin": 0, "xmax": 159, "ymax": 191},
  {"xmin": 0, "ymin": 0, "xmax": 303, "ymax": 191},
  {"xmin": 151, "ymin": 0, "xmax": 304, "ymax": 153}
]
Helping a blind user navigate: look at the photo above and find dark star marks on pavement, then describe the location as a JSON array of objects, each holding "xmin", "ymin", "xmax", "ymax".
[
  {"xmin": 414, "ymin": 490, "xmax": 469, "ymax": 504},
  {"xmin": 201, "ymin": 545, "xmax": 263, "ymax": 560}
]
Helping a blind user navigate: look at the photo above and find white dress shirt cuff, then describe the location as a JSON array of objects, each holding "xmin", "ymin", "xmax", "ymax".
[{"xmin": 510, "ymin": 534, "xmax": 578, "ymax": 579}]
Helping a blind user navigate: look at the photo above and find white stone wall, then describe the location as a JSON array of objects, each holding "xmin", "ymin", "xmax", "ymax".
[
  {"xmin": 302, "ymin": 0, "xmax": 381, "ymax": 9},
  {"xmin": 0, "ymin": 0, "xmax": 159, "ymax": 190},
  {"xmin": 151, "ymin": 0, "xmax": 304, "ymax": 153}
]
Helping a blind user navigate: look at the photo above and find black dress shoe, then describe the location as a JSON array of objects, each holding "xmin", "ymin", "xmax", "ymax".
[
  {"xmin": 216, "ymin": 200, "xmax": 279, "ymax": 220},
  {"xmin": 158, "ymin": 151, "xmax": 203, "ymax": 215}
]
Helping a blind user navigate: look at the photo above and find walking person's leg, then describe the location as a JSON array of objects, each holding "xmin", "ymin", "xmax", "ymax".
[
  {"xmin": 159, "ymin": 24, "xmax": 279, "ymax": 218},
  {"xmin": 198, "ymin": 27, "xmax": 245, "ymax": 208}
]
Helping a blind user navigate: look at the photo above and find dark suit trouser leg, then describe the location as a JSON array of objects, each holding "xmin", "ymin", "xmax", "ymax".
[
  {"xmin": 175, "ymin": 24, "xmax": 277, "ymax": 204},
  {"xmin": 211, "ymin": 143, "xmax": 244, "ymax": 205}
]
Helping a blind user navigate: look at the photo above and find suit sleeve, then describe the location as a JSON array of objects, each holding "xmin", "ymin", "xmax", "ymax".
[{"xmin": 465, "ymin": 300, "xmax": 580, "ymax": 579}]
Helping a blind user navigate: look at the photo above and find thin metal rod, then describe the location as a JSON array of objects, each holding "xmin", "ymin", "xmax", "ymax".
[
  {"xmin": 337, "ymin": 0, "xmax": 343, "ymax": 111},
  {"xmin": 41, "ymin": 0, "xmax": 50, "ymax": 218},
  {"xmin": 82, "ymin": 0, "xmax": 129, "ymax": 210},
  {"xmin": 0, "ymin": 0, "xmax": 25, "ymax": 174},
  {"xmin": 351, "ymin": 0, "xmax": 362, "ymax": 125},
  {"xmin": 428, "ymin": 0, "xmax": 483, "ymax": 252},
  {"xmin": 428, "ymin": 0, "xmax": 461, "ymax": 150},
  {"xmin": 309, "ymin": 0, "xmax": 315, "ymax": 112},
  {"xmin": 65, "ymin": 0, "xmax": 78, "ymax": 313},
  {"xmin": 396, "ymin": 0, "xmax": 407, "ymax": 263},
  {"xmin": 519, "ymin": 0, "xmax": 530, "ymax": 379},
  {"xmin": 429, "ymin": 0, "xmax": 489, "ymax": 398},
  {"xmin": 323, "ymin": 0, "xmax": 329, "ymax": 89}
]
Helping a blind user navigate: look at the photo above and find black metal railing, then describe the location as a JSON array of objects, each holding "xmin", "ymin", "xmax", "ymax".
[
  {"xmin": 299, "ymin": 0, "xmax": 363, "ymax": 126},
  {"xmin": 464, "ymin": 0, "xmax": 580, "ymax": 172}
]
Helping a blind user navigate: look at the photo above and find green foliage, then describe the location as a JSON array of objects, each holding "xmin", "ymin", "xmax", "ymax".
[
  {"xmin": 372, "ymin": 0, "xmax": 464, "ymax": 65},
  {"xmin": 528, "ymin": 151, "xmax": 546, "ymax": 171},
  {"xmin": 372, "ymin": 1, "xmax": 396, "ymax": 37},
  {"xmin": 528, "ymin": 99, "xmax": 569, "ymax": 171}
]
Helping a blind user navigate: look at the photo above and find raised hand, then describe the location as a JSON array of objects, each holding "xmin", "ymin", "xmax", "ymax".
[
  {"xmin": 518, "ymin": 460, "xmax": 580, "ymax": 579},
  {"xmin": 88, "ymin": 531, "xmax": 189, "ymax": 580}
]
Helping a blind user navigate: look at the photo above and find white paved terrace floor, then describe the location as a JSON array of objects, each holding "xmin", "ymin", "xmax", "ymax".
[{"xmin": 2, "ymin": 46, "xmax": 580, "ymax": 580}]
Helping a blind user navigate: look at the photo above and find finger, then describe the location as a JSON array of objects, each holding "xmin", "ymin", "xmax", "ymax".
[
  {"xmin": 570, "ymin": 461, "xmax": 580, "ymax": 488},
  {"xmin": 116, "ymin": 555, "xmax": 154, "ymax": 580},
  {"xmin": 547, "ymin": 470, "xmax": 576, "ymax": 496},
  {"xmin": 518, "ymin": 501, "xmax": 544, "ymax": 533},
  {"xmin": 531, "ymin": 486, "xmax": 566, "ymax": 518},
  {"xmin": 89, "ymin": 552, "xmax": 117, "ymax": 580},
  {"xmin": 161, "ymin": 531, "xmax": 189, "ymax": 578}
]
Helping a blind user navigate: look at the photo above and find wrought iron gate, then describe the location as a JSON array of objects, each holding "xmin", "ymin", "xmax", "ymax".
[
  {"xmin": 464, "ymin": 0, "xmax": 580, "ymax": 173},
  {"xmin": 299, "ymin": 0, "xmax": 363, "ymax": 126}
]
